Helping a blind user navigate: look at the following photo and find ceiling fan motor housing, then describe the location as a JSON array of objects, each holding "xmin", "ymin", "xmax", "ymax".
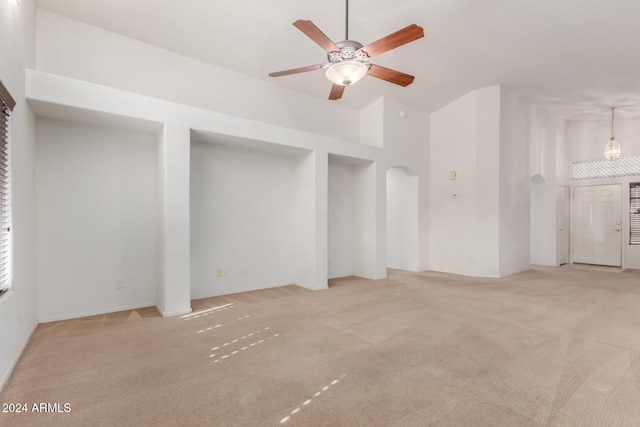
[{"xmin": 327, "ymin": 40, "xmax": 369, "ymax": 63}]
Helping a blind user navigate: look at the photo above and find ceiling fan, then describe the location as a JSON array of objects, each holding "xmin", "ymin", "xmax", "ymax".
[{"xmin": 269, "ymin": 0, "xmax": 424, "ymax": 100}]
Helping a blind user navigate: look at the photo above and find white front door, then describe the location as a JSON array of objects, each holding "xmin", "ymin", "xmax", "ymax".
[
  {"xmin": 573, "ymin": 184, "xmax": 622, "ymax": 266},
  {"xmin": 558, "ymin": 186, "xmax": 570, "ymax": 265}
]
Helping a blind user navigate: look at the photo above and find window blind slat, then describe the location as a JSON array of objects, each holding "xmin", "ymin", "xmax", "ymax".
[
  {"xmin": 0, "ymin": 80, "xmax": 16, "ymax": 110},
  {"xmin": 0, "ymin": 78, "xmax": 11, "ymax": 294},
  {"xmin": 631, "ymin": 183, "xmax": 640, "ymax": 245}
]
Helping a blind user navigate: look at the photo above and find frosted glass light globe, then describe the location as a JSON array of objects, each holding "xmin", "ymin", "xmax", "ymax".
[{"xmin": 325, "ymin": 62, "xmax": 367, "ymax": 86}]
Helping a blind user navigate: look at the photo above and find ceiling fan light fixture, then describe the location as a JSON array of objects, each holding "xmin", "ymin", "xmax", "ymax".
[
  {"xmin": 269, "ymin": 0, "xmax": 423, "ymax": 100},
  {"xmin": 325, "ymin": 61, "xmax": 368, "ymax": 86}
]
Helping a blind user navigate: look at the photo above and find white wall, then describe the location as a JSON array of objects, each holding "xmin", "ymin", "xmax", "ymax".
[
  {"xmin": 35, "ymin": 8, "xmax": 361, "ymax": 143},
  {"xmin": 565, "ymin": 119, "xmax": 640, "ymax": 269},
  {"xmin": 386, "ymin": 167, "xmax": 419, "ymax": 271},
  {"xmin": 360, "ymin": 97, "xmax": 430, "ymax": 272},
  {"xmin": 498, "ymin": 89, "xmax": 531, "ymax": 276},
  {"xmin": 0, "ymin": 0, "xmax": 37, "ymax": 390},
  {"xmin": 328, "ymin": 160, "xmax": 354, "ymax": 278},
  {"xmin": 430, "ymin": 86, "xmax": 532, "ymax": 277},
  {"xmin": 36, "ymin": 118, "xmax": 158, "ymax": 321},
  {"xmin": 530, "ymin": 180, "xmax": 561, "ymax": 265},
  {"xmin": 430, "ymin": 86, "xmax": 501, "ymax": 277},
  {"xmin": 430, "ymin": 90, "xmax": 479, "ymax": 275},
  {"xmin": 383, "ymin": 98, "xmax": 430, "ymax": 271},
  {"xmin": 190, "ymin": 141, "xmax": 297, "ymax": 297},
  {"xmin": 352, "ymin": 161, "xmax": 379, "ymax": 278},
  {"xmin": 530, "ymin": 112, "xmax": 566, "ymax": 266},
  {"xmin": 360, "ymin": 98, "xmax": 384, "ymax": 147}
]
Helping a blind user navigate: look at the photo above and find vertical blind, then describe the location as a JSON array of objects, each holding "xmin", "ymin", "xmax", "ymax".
[
  {"xmin": 0, "ymin": 79, "xmax": 15, "ymax": 297},
  {"xmin": 631, "ymin": 183, "xmax": 640, "ymax": 246}
]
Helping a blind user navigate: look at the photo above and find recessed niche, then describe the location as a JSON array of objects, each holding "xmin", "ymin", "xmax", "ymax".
[
  {"xmin": 35, "ymin": 117, "xmax": 159, "ymax": 321},
  {"xmin": 190, "ymin": 131, "xmax": 314, "ymax": 297},
  {"xmin": 328, "ymin": 154, "xmax": 376, "ymax": 280}
]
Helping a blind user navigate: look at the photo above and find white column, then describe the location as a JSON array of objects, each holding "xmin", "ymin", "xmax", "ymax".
[
  {"xmin": 314, "ymin": 150, "xmax": 329, "ymax": 290},
  {"xmin": 292, "ymin": 150, "xmax": 328, "ymax": 291},
  {"xmin": 157, "ymin": 123, "xmax": 191, "ymax": 316},
  {"xmin": 375, "ymin": 160, "xmax": 388, "ymax": 279}
]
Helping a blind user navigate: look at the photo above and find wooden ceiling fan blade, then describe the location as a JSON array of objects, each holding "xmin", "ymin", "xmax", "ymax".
[
  {"xmin": 367, "ymin": 64, "xmax": 415, "ymax": 87},
  {"xmin": 293, "ymin": 20, "xmax": 341, "ymax": 52},
  {"xmin": 360, "ymin": 24, "xmax": 424, "ymax": 58},
  {"xmin": 269, "ymin": 64, "xmax": 324, "ymax": 77},
  {"xmin": 329, "ymin": 83, "xmax": 345, "ymax": 100}
]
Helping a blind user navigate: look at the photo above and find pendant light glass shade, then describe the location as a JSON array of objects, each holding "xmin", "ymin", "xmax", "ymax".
[
  {"xmin": 325, "ymin": 61, "xmax": 367, "ymax": 86},
  {"xmin": 605, "ymin": 107, "xmax": 621, "ymax": 160},
  {"xmin": 604, "ymin": 137, "xmax": 621, "ymax": 160}
]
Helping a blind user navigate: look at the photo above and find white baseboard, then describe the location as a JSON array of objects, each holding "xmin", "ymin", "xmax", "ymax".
[
  {"xmin": 157, "ymin": 306, "xmax": 192, "ymax": 317},
  {"xmin": 38, "ymin": 302, "xmax": 156, "ymax": 323},
  {"xmin": 0, "ymin": 320, "xmax": 38, "ymax": 392}
]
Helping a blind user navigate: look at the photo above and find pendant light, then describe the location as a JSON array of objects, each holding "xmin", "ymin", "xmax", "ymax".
[{"xmin": 604, "ymin": 107, "xmax": 621, "ymax": 160}]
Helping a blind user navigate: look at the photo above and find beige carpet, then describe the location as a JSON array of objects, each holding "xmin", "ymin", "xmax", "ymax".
[{"xmin": 2, "ymin": 266, "xmax": 640, "ymax": 426}]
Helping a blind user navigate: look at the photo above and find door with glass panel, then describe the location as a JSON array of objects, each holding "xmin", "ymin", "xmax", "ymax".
[{"xmin": 573, "ymin": 184, "xmax": 622, "ymax": 266}]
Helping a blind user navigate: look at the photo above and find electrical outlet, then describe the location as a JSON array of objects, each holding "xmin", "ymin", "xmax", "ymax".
[
  {"xmin": 217, "ymin": 268, "xmax": 224, "ymax": 278},
  {"xmin": 116, "ymin": 279, "xmax": 124, "ymax": 289}
]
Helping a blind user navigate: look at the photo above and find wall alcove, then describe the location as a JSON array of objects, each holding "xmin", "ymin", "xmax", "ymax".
[
  {"xmin": 189, "ymin": 131, "xmax": 315, "ymax": 298},
  {"xmin": 386, "ymin": 166, "xmax": 419, "ymax": 272},
  {"xmin": 328, "ymin": 154, "xmax": 377, "ymax": 280}
]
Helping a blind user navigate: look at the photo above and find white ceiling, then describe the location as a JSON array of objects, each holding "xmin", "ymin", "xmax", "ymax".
[{"xmin": 35, "ymin": 0, "xmax": 640, "ymax": 120}]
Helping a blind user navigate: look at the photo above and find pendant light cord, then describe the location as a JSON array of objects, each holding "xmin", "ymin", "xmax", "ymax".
[{"xmin": 611, "ymin": 107, "xmax": 615, "ymax": 139}]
